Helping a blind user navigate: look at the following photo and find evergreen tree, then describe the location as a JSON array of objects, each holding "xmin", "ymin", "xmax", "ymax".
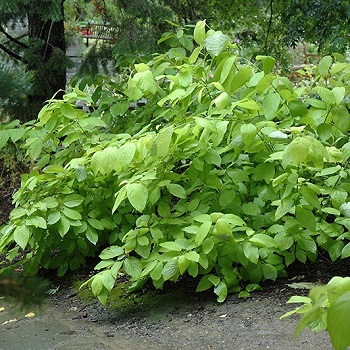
[{"xmin": 0, "ymin": 1, "xmax": 69, "ymax": 120}]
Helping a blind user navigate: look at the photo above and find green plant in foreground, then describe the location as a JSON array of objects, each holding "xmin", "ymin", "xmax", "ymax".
[
  {"xmin": 0, "ymin": 268, "xmax": 49, "ymax": 308},
  {"xmin": 1, "ymin": 21, "xmax": 350, "ymax": 304},
  {"xmin": 282, "ymin": 276, "xmax": 350, "ymax": 350}
]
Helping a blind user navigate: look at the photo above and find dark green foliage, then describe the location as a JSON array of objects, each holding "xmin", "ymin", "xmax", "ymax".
[
  {"xmin": 0, "ymin": 0, "xmax": 68, "ymax": 121},
  {"xmin": 0, "ymin": 65, "xmax": 32, "ymax": 120},
  {"xmin": 280, "ymin": 0, "xmax": 350, "ymax": 53},
  {"xmin": 0, "ymin": 268, "xmax": 49, "ymax": 307}
]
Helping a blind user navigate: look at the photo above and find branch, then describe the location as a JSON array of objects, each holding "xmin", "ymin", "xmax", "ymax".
[
  {"xmin": 0, "ymin": 43, "xmax": 24, "ymax": 62},
  {"xmin": 0, "ymin": 25, "xmax": 29, "ymax": 48},
  {"xmin": 264, "ymin": 0, "xmax": 274, "ymax": 50},
  {"xmin": 3, "ymin": 32, "xmax": 28, "ymax": 46}
]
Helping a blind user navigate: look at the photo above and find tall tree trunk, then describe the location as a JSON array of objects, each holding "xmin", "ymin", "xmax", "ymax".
[{"xmin": 26, "ymin": 0, "xmax": 67, "ymax": 119}]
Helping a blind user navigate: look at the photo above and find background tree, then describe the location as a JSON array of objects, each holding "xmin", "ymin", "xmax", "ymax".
[
  {"xmin": 0, "ymin": 65, "xmax": 32, "ymax": 120},
  {"xmin": 162, "ymin": 0, "xmax": 350, "ymax": 59},
  {"xmin": 1, "ymin": 0, "xmax": 349, "ymax": 121},
  {"xmin": 0, "ymin": 0, "xmax": 70, "ymax": 120},
  {"xmin": 280, "ymin": 0, "xmax": 350, "ymax": 53}
]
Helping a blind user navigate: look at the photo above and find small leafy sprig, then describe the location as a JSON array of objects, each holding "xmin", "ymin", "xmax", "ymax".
[{"xmin": 282, "ymin": 276, "xmax": 350, "ymax": 350}]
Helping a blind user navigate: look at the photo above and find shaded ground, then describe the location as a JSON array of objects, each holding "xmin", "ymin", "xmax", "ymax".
[
  {"xmin": 0, "ymin": 255, "xmax": 345, "ymax": 350},
  {"xmin": 0, "ymin": 154, "xmax": 345, "ymax": 350}
]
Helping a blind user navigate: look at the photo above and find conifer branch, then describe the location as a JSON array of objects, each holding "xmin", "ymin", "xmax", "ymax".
[
  {"xmin": 0, "ymin": 25, "xmax": 28, "ymax": 48},
  {"xmin": 0, "ymin": 42, "xmax": 23, "ymax": 61}
]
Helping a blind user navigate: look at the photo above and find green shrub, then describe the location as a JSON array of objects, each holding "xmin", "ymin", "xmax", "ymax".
[{"xmin": 1, "ymin": 21, "xmax": 350, "ymax": 304}]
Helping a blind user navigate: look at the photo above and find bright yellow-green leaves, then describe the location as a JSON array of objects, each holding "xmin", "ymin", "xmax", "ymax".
[
  {"xmin": 2, "ymin": 21, "xmax": 350, "ymax": 308},
  {"xmin": 193, "ymin": 20, "xmax": 206, "ymax": 45}
]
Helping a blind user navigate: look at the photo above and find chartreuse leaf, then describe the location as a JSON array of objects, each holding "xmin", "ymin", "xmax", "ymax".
[
  {"xmin": 341, "ymin": 242, "xmax": 350, "ymax": 258},
  {"xmin": 140, "ymin": 260, "xmax": 158, "ymax": 278},
  {"xmin": 101, "ymin": 270, "xmax": 116, "ymax": 293},
  {"xmin": 330, "ymin": 62, "xmax": 348, "ymax": 75},
  {"xmin": 86, "ymin": 226, "xmax": 98, "ymax": 245},
  {"xmin": 275, "ymin": 197, "xmax": 293, "ymax": 221},
  {"xmin": 0, "ymin": 130, "xmax": 10, "ymax": 149},
  {"xmin": 249, "ymin": 234, "xmax": 276, "ymax": 248},
  {"xmin": 126, "ymin": 183, "xmax": 148, "ymax": 212},
  {"xmin": 195, "ymin": 221, "xmax": 212, "ymax": 245},
  {"xmin": 327, "ymin": 291, "xmax": 350, "ymax": 350},
  {"xmin": 133, "ymin": 70, "xmax": 156, "ymax": 92},
  {"xmin": 134, "ymin": 63, "xmax": 149, "ymax": 72},
  {"xmin": 63, "ymin": 207, "xmax": 82, "ymax": 220},
  {"xmin": 118, "ymin": 142, "xmax": 136, "ymax": 168},
  {"xmin": 230, "ymin": 67, "xmax": 253, "ymax": 92},
  {"xmin": 332, "ymin": 87, "xmax": 345, "ymax": 105},
  {"xmin": 112, "ymin": 186, "xmax": 127, "ymax": 213},
  {"xmin": 185, "ymin": 251, "xmax": 200, "ymax": 262},
  {"xmin": 47, "ymin": 211, "xmax": 61, "ymax": 225},
  {"xmin": 204, "ymin": 31, "xmax": 229, "ymax": 56},
  {"xmin": 60, "ymin": 103, "xmax": 77, "ymax": 119},
  {"xmin": 214, "ymin": 92, "xmax": 230, "ymax": 109},
  {"xmin": 300, "ymin": 187, "xmax": 320, "ymax": 209},
  {"xmin": 91, "ymin": 273, "xmax": 103, "ymax": 296},
  {"xmin": 88, "ymin": 218, "xmax": 104, "ymax": 230},
  {"xmin": 91, "ymin": 146, "xmax": 119, "ymax": 175},
  {"xmin": 214, "ymin": 281, "xmax": 228, "ymax": 302},
  {"xmin": 97, "ymin": 288, "xmax": 109, "ymax": 305},
  {"xmin": 150, "ymin": 126, "xmax": 173, "ymax": 157},
  {"xmin": 282, "ymin": 137, "xmax": 310, "ymax": 168},
  {"xmin": 13, "ymin": 225, "xmax": 30, "ymax": 250},
  {"xmin": 339, "ymin": 202, "xmax": 350, "ymax": 217},
  {"xmin": 194, "ymin": 117, "xmax": 217, "ymax": 132},
  {"xmin": 293, "ymin": 285, "xmax": 328, "ymax": 338},
  {"xmin": 63, "ymin": 194, "xmax": 84, "ymax": 208},
  {"xmin": 261, "ymin": 263, "xmax": 277, "ymax": 280},
  {"xmin": 189, "ymin": 46, "xmax": 202, "ymax": 64},
  {"xmin": 333, "ymin": 105, "xmax": 350, "ymax": 133},
  {"xmin": 26, "ymin": 216, "xmax": 47, "ymax": 229},
  {"xmin": 99, "ymin": 246, "xmax": 124, "ymax": 259},
  {"xmin": 218, "ymin": 56, "xmax": 236, "ymax": 83},
  {"xmin": 318, "ymin": 55, "xmax": 332, "ymax": 76},
  {"xmin": 263, "ymin": 93, "xmax": 281, "ymax": 120},
  {"xmin": 58, "ymin": 216, "xmax": 70, "ymax": 237},
  {"xmin": 162, "ymin": 259, "xmax": 179, "ymax": 280},
  {"xmin": 243, "ymin": 242, "xmax": 259, "ymax": 264},
  {"xmin": 177, "ymin": 255, "xmax": 190, "ymax": 274},
  {"xmin": 150, "ymin": 261, "xmax": 163, "ymax": 281},
  {"xmin": 240, "ymin": 124, "xmax": 257, "ymax": 146},
  {"xmin": 202, "ymin": 238, "xmax": 215, "ymax": 254},
  {"xmin": 94, "ymin": 260, "xmax": 114, "ymax": 270},
  {"xmin": 312, "ymin": 86, "xmax": 336, "ymax": 105},
  {"xmin": 196, "ymin": 275, "xmax": 213, "ymax": 292},
  {"xmin": 159, "ymin": 241, "xmax": 182, "ymax": 252},
  {"xmin": 327, "ymin": 277, "xmax": 350, "ymax": 304},
  {"xmin": 256, "ymin": 55, "xmax": 276, "ymax": 74},
  {"xmin": 166, "ymin": 183, "xmax": 186, "ymax": 199},
  {"xmin": 123, "ymin": 257, "xmax": 142, "ymax": 279},
  {"xmin": 295, "ymin": 207, "xmax": 316, "ymax": 231},
  {"xmin": 193, "ymin": 20, "xmax": 206, "ymax": 44}
]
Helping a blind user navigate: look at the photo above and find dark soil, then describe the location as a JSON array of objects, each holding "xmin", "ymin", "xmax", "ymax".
[{"xmin": 0, "ymin": 157, "xmax": 346, "ymax": 349}]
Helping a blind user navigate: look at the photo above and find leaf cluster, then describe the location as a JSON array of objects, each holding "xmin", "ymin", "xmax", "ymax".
[{"xmin": 1, "ymin": 22, "xmax": 350, "ymax": 304}]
